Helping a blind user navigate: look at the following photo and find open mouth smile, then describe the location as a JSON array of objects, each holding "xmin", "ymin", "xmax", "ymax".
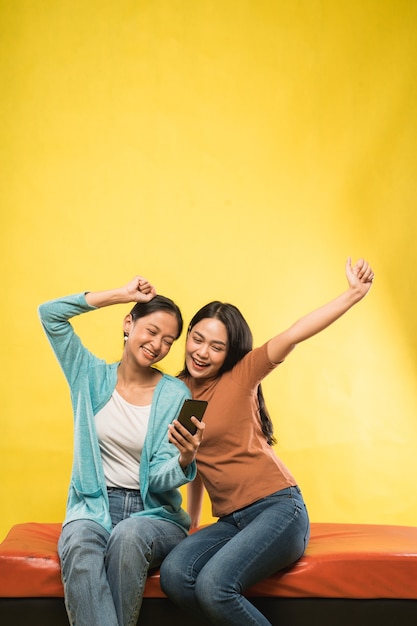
[
  {"xmin": 142, "ymin": 346, "xmax": 157, "ymax": 359},
  {"xmin": 191, "ymin": 357, "xmax": 209, "ymax": 369}
]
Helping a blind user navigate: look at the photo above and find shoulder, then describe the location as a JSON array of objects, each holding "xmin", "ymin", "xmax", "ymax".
[
  {"xmin": 235, "ymin": 343, "xmax": 271, "ymax": 368},
  {"xmin": 231, "ymin": 343, "xmax": 277, "ymax": 383}
]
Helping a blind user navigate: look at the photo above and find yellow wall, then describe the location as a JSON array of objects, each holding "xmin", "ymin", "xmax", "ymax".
[{"xmin": 1, "ymin": 0, "xmax": 416, "ymax": 541}]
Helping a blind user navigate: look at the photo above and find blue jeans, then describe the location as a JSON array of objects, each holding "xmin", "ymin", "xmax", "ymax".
[
  {"xmin": 160, "ymin": 486, "xmax": 310, "ymax": 626},
  {"xmin": 58, "ymin": 488, "xmax": 186, "ymax": 626}
]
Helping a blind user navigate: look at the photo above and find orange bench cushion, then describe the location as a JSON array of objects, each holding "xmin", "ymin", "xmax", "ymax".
[{"xmin": 1, "ymin": 522, "xmax": 417, "ymax": 599}]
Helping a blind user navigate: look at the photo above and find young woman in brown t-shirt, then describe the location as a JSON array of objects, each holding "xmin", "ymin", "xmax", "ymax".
[{"xmin": 161, "ymin": 257, "xmax": 374, "ymax": 626}]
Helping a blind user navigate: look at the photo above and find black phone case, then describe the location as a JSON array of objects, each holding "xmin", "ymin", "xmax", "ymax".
[{"xmin": 176, "ymin": 399, "xmax": 208, "ymax": 434}]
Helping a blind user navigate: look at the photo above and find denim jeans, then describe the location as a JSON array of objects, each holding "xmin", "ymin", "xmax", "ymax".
[
  {"xmin": 58, "ymin": 488, "xmax": 186, "ymax": 626},
  {"xmin": 160, "ymin": 486, "xmax": 310, "ymax": 626}
]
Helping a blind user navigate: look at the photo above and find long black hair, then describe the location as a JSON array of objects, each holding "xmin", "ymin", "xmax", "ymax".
[
  {"xmin": 181, "ymin": 301, "xmax": 276, "ymax": 445},
  {"xmin": 128, "ymin": 295, "xmax": 183, "ymax": 339}
]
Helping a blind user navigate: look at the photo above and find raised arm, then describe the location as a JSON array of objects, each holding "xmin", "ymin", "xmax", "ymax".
[
  {"xmin": 85, "ymin": 276, "xmax": 156, "ymax": 308},
  {"xmin": 267, "ymin": 258, "xmax": 374, "ymax": 364}
]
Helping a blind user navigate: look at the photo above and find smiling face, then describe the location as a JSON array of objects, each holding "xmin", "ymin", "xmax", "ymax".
[
  {"xmin": 124, "ymin": 310, "xmax": 179, "ymax": 368},
  {"xmin": 185, "ymin": 317, "xmax": 229, "ymax": 381}
]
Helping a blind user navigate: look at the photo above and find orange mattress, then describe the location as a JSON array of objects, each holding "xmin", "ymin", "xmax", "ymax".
[{"xmin": 1, "ymin": 522, "xmax": 417, "ymax": 600}]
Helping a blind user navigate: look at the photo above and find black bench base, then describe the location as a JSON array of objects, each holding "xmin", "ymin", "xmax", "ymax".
[{"xmin": 1, "ymin": 597, "xmax": 416, "ymax": 626}]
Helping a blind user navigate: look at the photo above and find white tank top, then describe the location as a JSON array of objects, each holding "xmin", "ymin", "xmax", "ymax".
[{"xmin": 95, "ymin": 389, "xmax": 150, "ymax": 489}]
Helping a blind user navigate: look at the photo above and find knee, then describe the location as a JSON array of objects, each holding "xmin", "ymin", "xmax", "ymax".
[
  {"xmin": 110, "ymin": 517, "xmax": 138, "ymax": 545},
  {"xmin": 107, "ymin": 518, "xmax": 151, "ymax": 563},
  {"xmin": 195, "ymin": 566, "xmax": 230, "ymax": 610},
  {"xmin": 58, "ymin": 520, "xmax": 108, "ymax": 583},
  {"xmin": 59, "ymin": 520, "xmax": 107, "ymax": 560},
  {"xmin": 160, "ymin": 551, "xmax": 186, "ymax": 597},
  {"xmin": 160, "ymin": 552, "xmax": 178, "ymax": 591}
]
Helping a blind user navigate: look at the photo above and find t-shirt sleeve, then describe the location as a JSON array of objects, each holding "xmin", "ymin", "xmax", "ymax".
[{"xmin": 231, "ymin": 342, "xmax": 278, "ymax": 387}]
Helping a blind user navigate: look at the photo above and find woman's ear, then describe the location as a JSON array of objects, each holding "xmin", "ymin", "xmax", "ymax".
[{"xmin": 123, "ymin": 313, "xmax": 133, "ymax": 336}]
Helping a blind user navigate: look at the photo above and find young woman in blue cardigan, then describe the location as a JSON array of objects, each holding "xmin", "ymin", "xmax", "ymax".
[{"xmin": 39, "ymin": 275, "xmax": 204, "ymax": 626}]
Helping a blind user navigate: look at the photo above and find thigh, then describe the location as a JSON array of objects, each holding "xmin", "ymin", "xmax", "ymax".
[
  {"xmin": 58, "ymin": 519, "xmax": 110, "ymax": 562},
  {"xmin": 162, "ymin": 520, "xmax": 240, "ymax": 581},
  {"xmin": 108, "ymin": 515, "xmax": 187, "ymax": 569},
  {"xmin": 201, "ymin": 488, "xmax": 310, "ymax": 592}
]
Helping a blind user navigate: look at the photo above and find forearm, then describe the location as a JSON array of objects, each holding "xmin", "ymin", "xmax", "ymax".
[
  {"xmin": 187, "ymin": 473, "xmax": 205, "ymax": 528},
  {"xmin": 85, "ymin": 287, "xmax": 132, "ymax": 308},
  {"xmin": 268, "ymin": 285, "xmax": 367, "ymax": 364},
  {"xmin": 289, "ymin": 286, "xmax": 363, "ymax": 343},
  {"xmin": 85, "ymin": 276, "xmax": 156, "ymax": 308}
]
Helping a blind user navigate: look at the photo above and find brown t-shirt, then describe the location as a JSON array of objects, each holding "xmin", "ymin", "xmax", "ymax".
[{"xmin": 182, "ymin": 342, "xmax": 297, "ymax": 518}]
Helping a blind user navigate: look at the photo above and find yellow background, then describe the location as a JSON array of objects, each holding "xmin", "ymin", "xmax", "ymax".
[{"xmin": 1, "ymin": 0, "xmax": 416, "ymax": 541}]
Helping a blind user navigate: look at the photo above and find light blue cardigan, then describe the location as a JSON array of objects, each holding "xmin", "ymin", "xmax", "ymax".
[{"xmin": 38, "ymin": 293, "xmax": 195, "ymax": 535}]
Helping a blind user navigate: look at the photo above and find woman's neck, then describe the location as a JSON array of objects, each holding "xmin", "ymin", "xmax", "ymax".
[{"xmin": 116, "ymin": 362, "xmax": 162, "ymax": 406}]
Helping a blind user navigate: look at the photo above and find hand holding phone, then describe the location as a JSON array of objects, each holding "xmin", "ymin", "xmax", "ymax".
[{"xmin": 176, "ymin": 399, "xmax": 208, "ymax": 435}]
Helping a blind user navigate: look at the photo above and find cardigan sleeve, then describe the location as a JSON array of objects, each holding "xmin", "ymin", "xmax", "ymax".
[{"xmin": 38, "ymin": 293, "xmax": 101, "ymax": 389}]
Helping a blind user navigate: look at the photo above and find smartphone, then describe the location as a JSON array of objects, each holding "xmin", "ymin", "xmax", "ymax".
[{"xmin": 176, "ymin": 399, "xmax": 208, "ymax": 435}]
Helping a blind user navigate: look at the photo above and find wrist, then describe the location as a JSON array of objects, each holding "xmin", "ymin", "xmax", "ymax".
[
  {"xmin": 179, "ymin": 456, "xmax": 189, "ymax": 472},
  {"xmin": 179, "ymin": 453, "xmax": 195, "ymax": 473},
  {"xmin": 347, "ymin": 285, "xmax": 365, "ymax": 304}
]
